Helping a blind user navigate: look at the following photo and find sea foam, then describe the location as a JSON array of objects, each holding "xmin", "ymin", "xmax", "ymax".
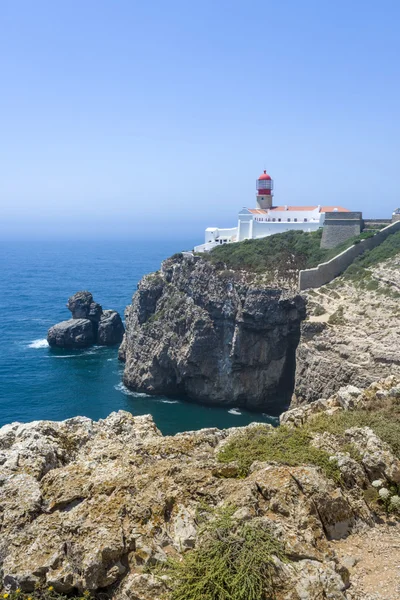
[
  {"xmin": 28, "ymin": 338, "xmax": 49, "ymax": 349},
  {"xmin": 228, "ymin": 408, "xmax": 242, "ymax": 415},
  {"xmin": 114, "ymin": 382, "xmax": 151, "ymax": 398}
]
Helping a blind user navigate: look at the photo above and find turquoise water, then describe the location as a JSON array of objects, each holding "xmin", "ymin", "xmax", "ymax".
[{"xmin": 0, "ymin": 240, "xmax": 276, "ymax": 434}]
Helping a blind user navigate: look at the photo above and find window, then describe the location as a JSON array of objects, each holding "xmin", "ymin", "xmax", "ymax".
[
  {"xmin": 287, "ymin": 218, "xmax": 291, "ymax": 222},
  {"xmin": 278, "ymin": 218, "xmax": 281, "ymax": 222},
  {"xmin": 294, "ymin": 218, "xmax": 297, "ymax": 222},
  {"xmin": 272, "ymin": 218, "xmax": 276, "ymax": 222},
  {"xmin": 304, "ymin": 218, "xmax": 307, "ymax": 222}
]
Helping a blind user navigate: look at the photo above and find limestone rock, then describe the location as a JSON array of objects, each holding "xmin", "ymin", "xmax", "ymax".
[
  {"xmin": 98, "ymin": 310, "xmax": 125, "ymax": 346},
  {"xmin": 47, "ymin": 291, "xmax": 124, "ymax": 349},
  {"xmin": 121, "ymin": 254, "xmax": 306, "ymax": 412},
  {"xmin": 0, "ymin": 410, "xmax": 375, "ymax": 598},
  {"xmin": 293, "ymin": 255, "xmax": 400, "ymax": 405},
  {"xmin": 67, "ymin": 291, "xmax": 102, "ymax": 321},
  {"xmin": 47, "ymin": 318, "xmax": 95, "ymax": 348}
]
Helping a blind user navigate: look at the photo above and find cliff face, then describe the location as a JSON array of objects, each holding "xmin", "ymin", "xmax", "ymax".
[
  {"xmin": 120, "ymin": 254, "xmax": 306, "ymax": 412},
  {"xmin": 293, "ymin": 255, "xmax": 400, "ymax": 405}
]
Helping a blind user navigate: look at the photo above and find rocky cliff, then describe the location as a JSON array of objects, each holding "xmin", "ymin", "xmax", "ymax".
[
  {"xmin": 120, "ymin": 253, "xmax": 306, "ymax": 412},
  {"xmin": 293, "ymin": 254, "xmax": 400, "ymax": 405},
  {"xmin": 1, "ymin": 377, "xmax": 400, "ymax": 599}
]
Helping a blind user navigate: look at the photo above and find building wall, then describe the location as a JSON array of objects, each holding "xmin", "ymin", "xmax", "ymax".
[
  {"xmin": 252, "ymin": 220, "xmax": 321, "ymax": 239},
  {"xmin": 299, "ymin": 220, "xmax": 400, "ymax": 290},
  {"xmin": 320, "ymin": 212, "xmax": 363, "ymax": 249}
]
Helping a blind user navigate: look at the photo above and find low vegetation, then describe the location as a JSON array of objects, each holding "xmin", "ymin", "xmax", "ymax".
[
  {"xmin": 164, "ymin": 507, "xmax": 287, "ymax": 600},
  {"xmin": 307, "ymin": 400, "xmax": 400, "ymax": 459},
  {"xmin": 1, "ymin": 588, "xmax": 91, "ymax": 600},
  {"xmin": 218, "ymin": 425, "xmax": 342, "ymax": 482},
  {"xmin": 203, "ymin": 229, "xmax": 372, "ymax": 280},
  {"xmin": 344, "ymin": 230, "xmax": 400, "ymax": 282}
]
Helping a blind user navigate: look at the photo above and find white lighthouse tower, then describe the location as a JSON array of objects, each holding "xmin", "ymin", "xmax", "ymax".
[{"xmin": 256, "ymin": 170, "xmax": 274, "ymax": 209}]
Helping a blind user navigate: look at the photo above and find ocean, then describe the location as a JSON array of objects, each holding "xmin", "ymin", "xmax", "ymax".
[{"xmin": 0, "ymin": 240, "xmax": 276, "ymax": 435}]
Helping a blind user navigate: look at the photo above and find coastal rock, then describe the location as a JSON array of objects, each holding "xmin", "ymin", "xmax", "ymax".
[
  {"xmin": 0, "ymin": 408, "xmax": 377, "ymax": 598},
  {"xmin": 98, "ymin": 310, "xmax": 125, "ymax": 346},
  {"xmin": 47, "ymin": 292, "xmax": 124, "ymax": 349},
  {"xmin": 121, "ymin": 254, "xmax": 306, "ymax": 411},
  {"xmin": 293, "ymin": 255, "xmax": 400, "ymax": 405},
  {"xmin": 47, "ymin": 318, "xmax": 95, "ymax": 348},
  {"xmin": 67, "ymin": 291, "xmax": 102, "ymax": 322}
]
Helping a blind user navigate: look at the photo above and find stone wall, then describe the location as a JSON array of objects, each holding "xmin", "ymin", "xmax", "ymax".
[
  {"xmin": 320, "ymin": 212, "xmax": 363, "ymax": 249},
  {"xmin": 299, "ymin": 220, "xmax": 400, "ymax": 290}
]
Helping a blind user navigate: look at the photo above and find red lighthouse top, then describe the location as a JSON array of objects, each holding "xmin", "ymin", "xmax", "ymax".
[
  {"xmin": 256, "ymin": 170, "xmax": 273, "ymax": 195},
  {"xmin": 258, "ymin": 170, "xmax": 271, "ymax": 181}
]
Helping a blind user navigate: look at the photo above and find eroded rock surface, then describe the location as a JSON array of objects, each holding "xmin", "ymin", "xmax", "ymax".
[
  {"xmin": 1, "ymin": 379, "xmax": 400, "ymax": 599},
  {"xmin": 293, "ymin": 255, "xmax": 400, "ymax": 405},
  {"xmin": 121, "ymin": 254, "xmax": 306, "ymax": 412},
  {"xmin": 47, "ymin": 291, "xmax": 124, "ymax": 349},
  {"xmin": 47, "ymin": 318, "xmax": 95, "ymax": 348}
]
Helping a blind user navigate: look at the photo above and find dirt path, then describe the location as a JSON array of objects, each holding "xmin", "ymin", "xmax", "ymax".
[{"xmin": 330, "ymin": 521, "xmax": 400, "ymax": 600}]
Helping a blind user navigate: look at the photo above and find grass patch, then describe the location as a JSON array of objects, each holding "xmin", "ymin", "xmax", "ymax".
[
  {"xmin": 1, "ymin": 588, "xmax": 92, "ymax": 600},
  {"xmin": 312, "ymin": 303, "xmax": 326, "ymax": 316},
  {"xmin": 328, "ymin": 305, "xmax": 345, "ymax": 325},
  {"xmin": 218, "ymin": 425, "xmax": 341, "ymax": 482},
  {"xmin": 344, "ymin": 230, "xmax": 400, "ymax": 282},
  {"xmin": 164, "ymin": 507, "xmax": 287, "ymax": 600},
  {"xmin": 307, "ymin": 406, "xmax": 400, "ymax": 459},
  {"xmin": 203, "ymin": 229, "xmax": 367, "ymax": 281}
]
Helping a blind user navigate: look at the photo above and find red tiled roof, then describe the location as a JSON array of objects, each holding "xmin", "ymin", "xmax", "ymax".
[
  {"xmin": 248, "ymin": 206, "xmax": 350, "ymax": 214},
  {"xmin": 320, "ymin": 206, "xmax": 351, "ymax": 213}
]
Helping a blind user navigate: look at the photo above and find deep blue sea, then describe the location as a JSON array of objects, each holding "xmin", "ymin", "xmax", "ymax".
[{"xmin": 0, "ymin": 240, "xmax": 275, "ymax": 435}]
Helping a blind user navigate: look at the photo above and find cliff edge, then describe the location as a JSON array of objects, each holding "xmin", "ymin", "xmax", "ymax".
[
  {"xmin": 120, "ymin": 253, "xmax": 306, "ymax": 412},
  {"xmin": 293, "ymin": 247, "xmax": 400, "ymax": 406}
]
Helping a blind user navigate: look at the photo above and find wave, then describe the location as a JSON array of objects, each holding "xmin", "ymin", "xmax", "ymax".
[
  {"xmin": 28, "ymin": 338, "xmax": 49, "ymax": 349},
  {"xmin": 51, "ymin": 354, "xmax": 77, "ymax": 358},
  {"xmin": 114, "ymin": 382, "xmax": 151, "ymax": 398},
  {"xmin": 161, "ymin": 399, "xmax": 179, "ymax": 404},
  {"xmin": 228, "ymin": 408, "xmax": 242, "ymax": 415}
]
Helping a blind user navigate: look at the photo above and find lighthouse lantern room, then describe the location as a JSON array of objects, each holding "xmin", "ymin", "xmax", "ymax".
[{"xmin": 256, "ymin": 170, "xmax": 274, "ymax": 209}]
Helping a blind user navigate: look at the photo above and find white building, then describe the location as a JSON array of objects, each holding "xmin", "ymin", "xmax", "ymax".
[{"xmin": 194, "ymin": 170, "xmax": 350, "ymax": 252}]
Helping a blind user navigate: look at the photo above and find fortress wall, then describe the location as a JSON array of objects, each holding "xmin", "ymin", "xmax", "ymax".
[
  {"xmin": 320, "ymin": 212, "xmax": 363, "ymax": 249},
  {"xmin": 299, "ymin": 220, "xmax": 400, "ymax": 290}
]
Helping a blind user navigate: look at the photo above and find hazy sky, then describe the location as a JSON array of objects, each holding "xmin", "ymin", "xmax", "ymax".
[{"xmin": 1, "ymin": 0, "xmax": 399, "ymax": 241}]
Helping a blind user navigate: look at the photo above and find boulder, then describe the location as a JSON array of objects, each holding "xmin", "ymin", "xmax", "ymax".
[
  {"xmin": 47, "ymin": 319, "xmax": 94, "ymax": 348},
  {"xmin": 67, "ymin": 291, "xmax": 102, "ymax": 322},
  {"xmin": 98, "ymin": 310, "xmax": 125, "ymax": 346}
]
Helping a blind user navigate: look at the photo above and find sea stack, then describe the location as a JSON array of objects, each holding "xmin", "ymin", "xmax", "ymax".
[{"xmin": 47, "ymin": 291, "xmax": 124, "ymax": 349}]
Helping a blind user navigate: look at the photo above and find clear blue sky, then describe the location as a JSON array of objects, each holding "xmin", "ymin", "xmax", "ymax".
[{"xmin": 1, "ymin": 0, "xmax": 399, "ymax": 241}]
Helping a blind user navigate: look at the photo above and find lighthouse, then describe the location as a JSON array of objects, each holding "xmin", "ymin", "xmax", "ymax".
[{"xmin": 256, "ymin": 170, "xmax": 274, "ymax": 209}]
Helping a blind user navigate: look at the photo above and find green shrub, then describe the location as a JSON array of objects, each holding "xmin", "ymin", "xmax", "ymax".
[
  {"xmin": 218, "ymin": 425, "xmax": 341, "ymax": 482},
  {"xmin": 313, "ymin": 303, "xmax": 326, "ymax": 316},
  {"xmin": 1, "ymin": 587, "xmax": 91, "ymax": 600},
  {"xmin": 165, "ymin": 508, "xmax": 287, "ymax": 600},
  {"xmin": 344, "ymin": 230, "xmax": 400, "ymax": 282},
  {"xmin": 203, "ymin": 228, "xmax": 374, "ymax": 282},
  {"xmin": 307, "ymin": 408, "xmax": 400, "ymax": 459},
  {"xmin": 328, "ymin": 305, "xmax": 345, "ymax": 325}
]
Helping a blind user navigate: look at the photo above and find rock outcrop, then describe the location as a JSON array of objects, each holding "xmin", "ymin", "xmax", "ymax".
[
  {"xmin": 47, "ymin": 291, "xmax": 124, "ymax": 349},
  {"xmin": 47, "ymin": 318, "xmax": 95, "ymax": 348},
  {"xmin": 1, "ymin": 378, "xmax": 400, "ymax": 599},
  {"xmin": 293, "ymin": 255, "xmax": 400, "ymax": 405},
  {"xmin": 120, "ymin": 253, "xmax": 306, "ymax": 412}
]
